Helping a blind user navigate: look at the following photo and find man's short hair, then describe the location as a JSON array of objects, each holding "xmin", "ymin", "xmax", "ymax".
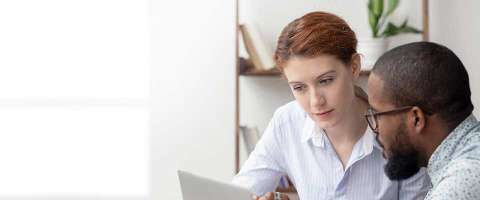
[{"xmin": 372, "ymin": 41, "xmax": 473, "ymax": 128}]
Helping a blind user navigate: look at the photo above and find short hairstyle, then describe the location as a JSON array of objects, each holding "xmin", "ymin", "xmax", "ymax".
[
  {"xmin": 274, "ymin": 11, "xmax": 357, "ymax": 71},
  {"xmin": 372, "ymin": 42, "xmax": 473, "ymax": 128}
]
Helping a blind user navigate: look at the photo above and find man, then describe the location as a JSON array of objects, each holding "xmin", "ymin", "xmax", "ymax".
[{"xmin": 366, "ymin": 41, "xmax": 480, "ymax": 199}]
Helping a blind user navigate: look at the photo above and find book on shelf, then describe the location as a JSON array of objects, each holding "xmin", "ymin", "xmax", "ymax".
[
  {"xmin": 239, "ymin": 126, "xmax": 260, "ymax": 155},
  {"xmin": 239, "ymin": 24, "xmax": 275, "ymax": 71},
  {"xmin": 239, "ymin": 56, "xmax": 254, "ymax": 74}
]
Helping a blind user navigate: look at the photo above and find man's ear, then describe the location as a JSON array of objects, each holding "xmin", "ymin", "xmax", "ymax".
[
  {"xmin": 350, "ymin": 53, "xmax": 361, "ymax": 80},
  {"xmin": 408, "ymin": 106, "xmax": 426, "ymax": 135}
]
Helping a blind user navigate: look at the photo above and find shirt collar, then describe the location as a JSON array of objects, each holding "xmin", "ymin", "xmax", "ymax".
[
  {"xmin": 301, "ymin": 115, "xmax": 382, "ymax": 154},
  {"xmin": 301, "ymin": 115, "xmax": 325, "ymax": 146},
  {"xmin": 427, "ymin": 114, "xmax": 478, "ymax": 185}
]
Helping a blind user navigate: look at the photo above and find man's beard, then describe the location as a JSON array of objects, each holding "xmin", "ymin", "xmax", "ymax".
[{"xmin": 384, "ymin": 121, "xmax": 421, "ymax": 180}]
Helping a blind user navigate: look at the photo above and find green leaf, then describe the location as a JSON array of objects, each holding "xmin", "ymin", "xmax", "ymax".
[
  {"xmin": 381, "ymin": 22, "xmax": 399, "ymax": 37},
  {"xmin": 401, "ymin": 25, "xmax": 422, "ymax": 34},
  {"xmin": 368, "ymin": 0, "xmax": 380, "ymax": 37},
  {"xmin": 369, "ymin": 9, "xmax": 379, "ymax": 37},
  {"xmin": 400, "ymin": 19, "xmax": 408, "ymax": 28},
  {"xmin": 372, "ymin": 0, "xmax": 384, "ymax": 17},
  {"xmin": 398, "ymin": 19, "xmax": 422, "ymax": 33},
  {"xmin": 380, "ymin": 21, "xmax": 422, "ymax": 37},
  {"xmin": 385, "ymin": 0, "xmax": 399, "ymax": 17}
]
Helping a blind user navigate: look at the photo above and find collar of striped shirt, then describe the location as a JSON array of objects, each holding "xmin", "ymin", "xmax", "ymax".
[{"xmin": 301, "ymin": 115, "xmax": 382, "ymax": 154}]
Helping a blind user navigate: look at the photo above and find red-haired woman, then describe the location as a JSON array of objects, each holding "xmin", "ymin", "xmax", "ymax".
[{"xmin": 233, "ymin": 12, "xmax": 430, "ymax": 200}]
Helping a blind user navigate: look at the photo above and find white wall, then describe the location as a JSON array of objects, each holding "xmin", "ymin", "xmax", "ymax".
[
  {"xmin": 430, "ymin": 0, "xmax": 480, "ymax": 117},
  {"xmin": 239, "ymin": 77, "xmax": 292, "ymax": 135},
  {"xmin": 150, "ymin": 0, "xmax": 236, "ymax": 199},
  {"xmin": 0, "ymin": 0, "xmax": 149, "ymax": 199}
]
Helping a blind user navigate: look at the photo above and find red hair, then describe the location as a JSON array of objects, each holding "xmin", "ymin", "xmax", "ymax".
[{"xmin": 274, "ymin": 11, "xmax": 357, "ymax": 71}]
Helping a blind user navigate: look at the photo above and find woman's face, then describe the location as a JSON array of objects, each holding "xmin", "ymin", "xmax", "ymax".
[{"xmin": 283, "ymin": 54, "xmax": 360, "ymax": 129}]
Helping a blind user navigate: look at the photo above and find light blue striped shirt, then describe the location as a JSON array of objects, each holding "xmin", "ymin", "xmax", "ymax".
[{"xmin": 233, "ymin": 101, "xmax": 430, "ymax": 200}]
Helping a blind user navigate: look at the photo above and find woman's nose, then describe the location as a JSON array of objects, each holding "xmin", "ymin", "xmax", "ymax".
[{"xmin": 309, "ymin": 88, "xmax": 326, "ymax": 108}]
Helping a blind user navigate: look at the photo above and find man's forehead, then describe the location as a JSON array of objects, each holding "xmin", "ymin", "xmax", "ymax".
[
  {"xmin": 367, "ymin": 74, "xmax": 384, "ymax": 96},
  {"xmin": 367, "ymin": 73, "xmax": 390, "ymax": 108}
]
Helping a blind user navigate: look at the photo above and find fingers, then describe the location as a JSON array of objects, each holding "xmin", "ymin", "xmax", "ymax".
[
  {"xmin": 260, "ymin": 192, "xmax": 274, "ymax": 200},
  {"xmin": 252, "ymin": 192, "xmax": 289, "ymax": 200},
  {"xmin": 280, "ymin": 193, "xmax": 290, "ymax": 200},
  {"xmin": 252, "ymin": 192, "xmax": 273, "ymax": 200}
]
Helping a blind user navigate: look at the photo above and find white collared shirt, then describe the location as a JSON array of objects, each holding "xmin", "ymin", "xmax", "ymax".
[{"xmin": 233, "ymin": 101, "xmax": 430, "ymax": 200}]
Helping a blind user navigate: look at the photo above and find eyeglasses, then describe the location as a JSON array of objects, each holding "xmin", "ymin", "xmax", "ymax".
[{"xmin": 365, "ymin": 106, "xmax": 414, "ymax": 134}]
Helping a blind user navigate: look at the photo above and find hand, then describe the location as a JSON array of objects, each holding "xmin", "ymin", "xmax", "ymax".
[{"xmin": 252, "ymin": 192, "xmax": 290, "ymax": 200}]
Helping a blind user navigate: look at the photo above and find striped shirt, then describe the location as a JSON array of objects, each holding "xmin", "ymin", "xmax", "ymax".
[{"xmin": 233, "ymin": 101, "xmax": 430, "ymax": 200}]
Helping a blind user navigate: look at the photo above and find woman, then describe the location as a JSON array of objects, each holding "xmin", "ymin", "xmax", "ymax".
[{"xmin": 232, "ymin": 12, "xmax": 430, "ymax": 200}]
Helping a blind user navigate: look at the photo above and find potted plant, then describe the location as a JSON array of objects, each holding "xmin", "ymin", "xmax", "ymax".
[{"xmin": 359, "ymin": 0, "xmax": 422, "ymax": 68}]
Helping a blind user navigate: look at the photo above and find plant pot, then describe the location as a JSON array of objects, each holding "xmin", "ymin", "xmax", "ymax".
[{"xmin": 357, "ymin": 38, "xmax": 388, "ymax": 70}]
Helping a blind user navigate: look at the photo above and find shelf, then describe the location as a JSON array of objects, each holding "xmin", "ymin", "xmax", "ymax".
[
  {"xmin": 240, "ymin": 68, "xmax": 371, "ymax": 76},
  {"xmin": 240, "ymin": 68, "xmax": 281, "ymax": 76}
]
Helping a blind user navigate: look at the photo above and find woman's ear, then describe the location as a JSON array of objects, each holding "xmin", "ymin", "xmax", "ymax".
[{"xmin": 350, "ymin": 53, "xmax": 361, "ymax": 80}]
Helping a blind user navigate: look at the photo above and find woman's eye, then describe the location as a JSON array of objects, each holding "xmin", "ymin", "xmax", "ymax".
[
  {"xmin": 293, "ymin": 85, "xmax": 304, "ymax": 91},
  {"xmin": 319, "ymin": 78, "xmax": 334, "ymax": 85}
]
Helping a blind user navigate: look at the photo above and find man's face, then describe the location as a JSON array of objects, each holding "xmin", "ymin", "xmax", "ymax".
[{"xmin": 367, "ymin": 73, "xmax": 421, "ymax": 180}]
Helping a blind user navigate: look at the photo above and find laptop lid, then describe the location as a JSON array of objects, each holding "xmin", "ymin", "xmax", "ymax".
[{"xmin": 178, "ymin": 170, "xmax": 252, "ymax": 200}]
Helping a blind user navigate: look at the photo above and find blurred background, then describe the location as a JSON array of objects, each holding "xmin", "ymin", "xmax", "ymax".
[{"xmin": 0, "ymin": 0, "xmax": 478, "ymax": 200}]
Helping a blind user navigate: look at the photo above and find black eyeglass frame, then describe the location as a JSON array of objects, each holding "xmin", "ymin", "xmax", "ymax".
[{"xmin": 365, "ymin": 106, "xmax": 415, "ymax": 134}]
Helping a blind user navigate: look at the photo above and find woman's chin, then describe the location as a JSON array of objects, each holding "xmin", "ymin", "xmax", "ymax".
[{"xmin": 312, "ymin": 113, "xmax": 340, "ymax": 129}]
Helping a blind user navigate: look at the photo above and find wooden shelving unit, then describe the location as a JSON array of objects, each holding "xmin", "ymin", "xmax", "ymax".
[{"xmin": 241, "ymin": 68, "xmax": 282, "ymax": 76}]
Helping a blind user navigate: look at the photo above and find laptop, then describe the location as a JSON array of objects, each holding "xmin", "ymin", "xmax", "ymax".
[{"xmin": 178, "ymin": 170, "xmax": 253, "ymax": 200}]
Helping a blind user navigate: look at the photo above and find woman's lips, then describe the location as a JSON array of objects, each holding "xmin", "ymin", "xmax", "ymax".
[{"xmin": 313, "ymin": 109, "xmax": 334, "ymax": 116}]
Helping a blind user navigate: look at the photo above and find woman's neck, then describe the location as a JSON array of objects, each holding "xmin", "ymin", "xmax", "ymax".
[
  {"xmin": 324, "ymin": 96, "xmax": 368, "ymax": 148},
  {"xmin": 322, "ymin": 96, "xmax": 369, "ymax": 169}
]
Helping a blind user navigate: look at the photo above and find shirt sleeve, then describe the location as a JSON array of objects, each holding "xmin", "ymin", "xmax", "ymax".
[
  {"xmin": 425, "ymin": 159, "xmax": 480, "ymax": 200},
  {"xmin": 398, "ymin": 167, "xmax": 431, "ymax": 200},
  {"xmin": 232, "ymin": 114, "xmax": 287, "ymax": 196}
]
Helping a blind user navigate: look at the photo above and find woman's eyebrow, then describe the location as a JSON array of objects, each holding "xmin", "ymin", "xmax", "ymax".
[
  {"xmin": 314, "ymin": 70, "xmax": 336, "ymax": 80},
  {"xmin": 288, "ymin": 70, "xmax": 336, "ymax": 85}
]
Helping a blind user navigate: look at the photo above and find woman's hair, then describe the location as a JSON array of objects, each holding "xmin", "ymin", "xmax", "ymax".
[{"xmin": 274, "ymin": 11, "xmax": 358, "ymax": 71}]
